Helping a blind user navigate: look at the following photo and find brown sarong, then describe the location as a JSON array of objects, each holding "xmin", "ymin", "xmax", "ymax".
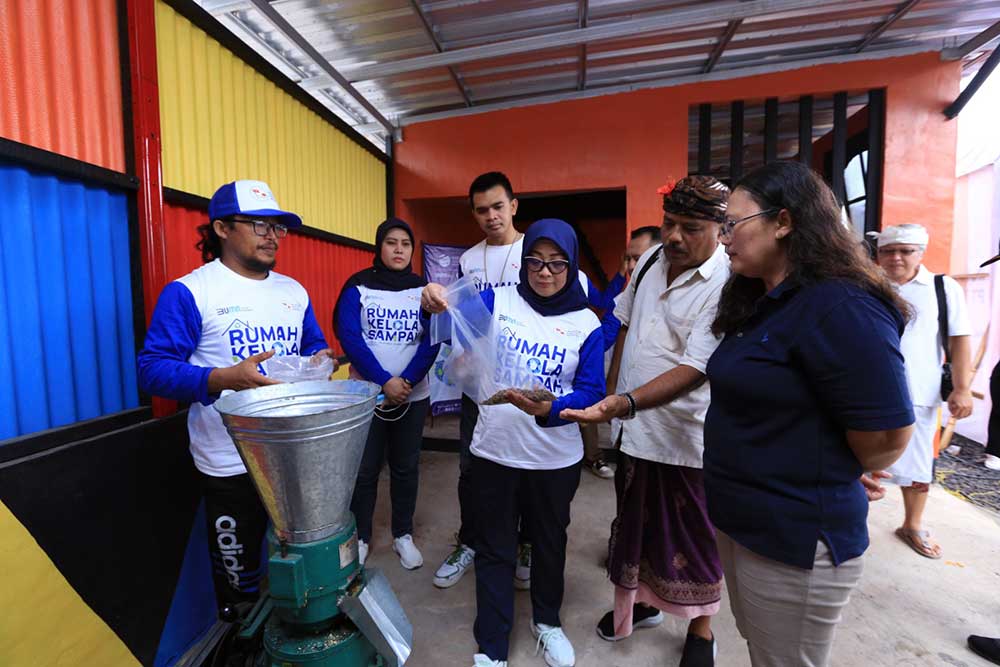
[{"xmin": 607, "ymin": 451, "xmax": 723, "ymax": 634}]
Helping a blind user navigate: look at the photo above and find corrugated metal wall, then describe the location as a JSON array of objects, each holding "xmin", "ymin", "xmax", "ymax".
[
  {"xmin": 281, "ymin": 235, "xmax": 375, "ymax": 354},
  {"xmin": 0, "ymin": 0, "xmax": 125, "ymax": 171},
  {"xmin": 163, "ymin": 200, "xmax": 373, "ymax": 354},
  {"xmin": 154, "ymin": 0, "xmax": 386, "ymax": 244},
  {"xmin": 0, "ymin": 164, "xmax": 138, "ymax": 439}
]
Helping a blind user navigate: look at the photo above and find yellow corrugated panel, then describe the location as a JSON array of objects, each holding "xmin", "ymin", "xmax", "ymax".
[
  {"xmin": 0, "ymin": 501, "xmax": 141, "ymax": 666},
  {"xmin": 154, "ymin": 1, "xmax": 386, "ymax": 242}
]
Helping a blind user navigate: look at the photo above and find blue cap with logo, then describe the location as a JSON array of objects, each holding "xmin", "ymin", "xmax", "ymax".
[{"xmin": 208, "ymin": 180, "xmax": 303, "ymax": 228}]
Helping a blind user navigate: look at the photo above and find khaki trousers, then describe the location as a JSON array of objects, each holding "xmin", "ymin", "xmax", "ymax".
[{"xmin": 716, "ymin": 530, "xmax": 864, "ymax": 667}]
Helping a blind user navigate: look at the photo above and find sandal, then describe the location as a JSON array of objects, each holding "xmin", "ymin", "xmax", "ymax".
[{"xmin": 894, "ymin": 527, "xmax": 942, "ymax": 559}]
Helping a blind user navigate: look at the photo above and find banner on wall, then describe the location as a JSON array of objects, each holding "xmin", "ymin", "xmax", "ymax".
[{"xmin": 423, "ymin": 243, "xmax": 470, "ymax": 416}]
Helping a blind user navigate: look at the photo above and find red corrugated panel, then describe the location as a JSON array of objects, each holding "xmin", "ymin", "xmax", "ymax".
[
  {"xmin": 162, "ymin": 201, "xmax": 373, "ymax": 354},
  {"xmin": 0, "ymin": 0, "xmax": 125, "ymax": 171}
]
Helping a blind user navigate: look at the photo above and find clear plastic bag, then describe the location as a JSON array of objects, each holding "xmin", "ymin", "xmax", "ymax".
[
  {"xmin": 430, "ymin": 277, "xmax": 554, "ymax": 405},
  {"xmin": 429, "ymin": 276, "xmax": 494, "ymax": 403},
  {"xmin": 265, "ymin": 354, "xmax": 335, "ymax": 383}
]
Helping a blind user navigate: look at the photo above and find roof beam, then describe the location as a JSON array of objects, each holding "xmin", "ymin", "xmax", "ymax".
[
  {"xmin": 395, "ymin": 43, "xmax": 936, "ymax": 127},
  {"xmin": 703, "ymin": 19, "xmax": 743, "ymax": 73},
  {"xmin": 245, "ymin": 0, "xmax": 394, "ymax": 133},
  {"xmin": 343, "ymin": 0, "xmax": 828, "ymax": 82},
  {"xmin": 854, "ymin": 0, "xmax": 921, "ymax": 53},
  {"xmin": 944, "ymin": 43, "xmax": 1000, "ymax": 118},
  {"xmin": 942, "ymin": 19, "xmax": 1000, "ymax": 61},
  {"xmin": 409, "ymin": 0, "xmax": 472, "ymax": 107}
]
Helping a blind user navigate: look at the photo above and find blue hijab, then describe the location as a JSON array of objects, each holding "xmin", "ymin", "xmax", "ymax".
[{"xmin": 516, "ymin": 218, "xmax": 589, "ymax": 316}]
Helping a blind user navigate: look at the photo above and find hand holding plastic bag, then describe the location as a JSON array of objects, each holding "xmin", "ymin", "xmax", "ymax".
[
  {"xmin": 265, "ymin": 354, "xmax": 335, "ymax": 383},
  {"xmin": 428, "ymin": 276, "xmax": 494, "ymax": 403}
]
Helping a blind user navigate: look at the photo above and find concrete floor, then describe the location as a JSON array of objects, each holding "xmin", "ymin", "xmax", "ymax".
[{"xmin": 362, "ymin": 446, "xmax": 1000, "ymax": 667}]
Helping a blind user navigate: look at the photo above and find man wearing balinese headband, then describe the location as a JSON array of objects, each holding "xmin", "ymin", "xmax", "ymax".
[
  {"xmin": 563, "ymin": 175, "xmax": 731, "ymax": 667},
  {"xmin": 423, "ymin": 219, "xmax": 605, "ymax": 667},
  {"xmin": 869, "ymin": 224, "xmax": 973, "ymax": 560}
]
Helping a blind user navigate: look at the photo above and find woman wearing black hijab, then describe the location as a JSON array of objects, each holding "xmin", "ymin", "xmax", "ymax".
[{"xmin": 334, "ymin": 218, "xmax": 440, "ymax": 570}]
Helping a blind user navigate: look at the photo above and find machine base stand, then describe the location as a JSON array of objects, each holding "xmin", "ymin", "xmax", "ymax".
[{"xmin": 262, "ymin": 614, "xmax": 383, "ymax": 667}]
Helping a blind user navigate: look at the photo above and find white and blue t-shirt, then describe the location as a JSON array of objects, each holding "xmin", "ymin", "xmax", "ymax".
[
  {"xmin": 138, "ymin": 259, "xmax": 327, "ymax": 476},
  {"xmin": 469, "ymin": 286, "xmax": 605, "ymax": 470},
  {"xmin": 333, "ymin": 284, "xmax": 438, "ymax": 402}
]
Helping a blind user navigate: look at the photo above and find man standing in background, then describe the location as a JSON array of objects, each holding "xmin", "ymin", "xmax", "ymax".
[{"xmin": 582, "ymin": 225, "xmax": 662, "ymax": 479}]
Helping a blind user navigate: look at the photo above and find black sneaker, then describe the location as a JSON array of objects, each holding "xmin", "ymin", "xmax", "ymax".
[
  {"xmin": 679, "ymin": 633, "xmax": 716, "ymax": 667},
  {"xmin": 596, "ymin": 604, "xmax": 665, "ymax": 641},
  {"xmin": 969, "ymin": 635, "xmax": 1000, "ymax": 665}
]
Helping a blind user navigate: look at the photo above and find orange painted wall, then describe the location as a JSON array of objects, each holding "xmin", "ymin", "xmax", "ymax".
[
  {"xmin": 0, "ymin": 0, "xmax": 125, "ymax": 171},
  {"xmin": 577, "ymin": 217, "xmax": 627, "ymax": 287},
  {"xmin": 395, "ymin": 52, "xmax": 960, "ymax": 273}
]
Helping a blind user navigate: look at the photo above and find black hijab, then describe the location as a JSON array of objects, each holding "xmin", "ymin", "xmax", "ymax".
[
  {"xmin": 334, "ymin": 218, "xmax": 426, "ymax": 331},
  {"xmin": 343, "ymin": 218, "xmax": 425, "ymax": 292}
]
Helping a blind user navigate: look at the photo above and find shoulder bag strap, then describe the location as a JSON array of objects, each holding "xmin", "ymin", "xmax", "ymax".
[{"xmin": 934, "ymin": 274, "xmax": 951, "ymax": 362}]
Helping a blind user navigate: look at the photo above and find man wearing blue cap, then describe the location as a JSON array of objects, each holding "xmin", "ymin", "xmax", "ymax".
[{"xmin": 138, "ymin": 180, "xmax": 336, "ymax": 620}]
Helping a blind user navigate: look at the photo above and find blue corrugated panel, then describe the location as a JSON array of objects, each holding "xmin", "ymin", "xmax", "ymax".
[{"xmin": 0, "ymin": 164, "xmax": 139, "ymax": 440}]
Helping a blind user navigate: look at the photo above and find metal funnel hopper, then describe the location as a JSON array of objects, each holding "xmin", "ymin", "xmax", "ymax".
[{"xmin": 214, "ymin": 379, "xmax": 380, "ymax": 543}]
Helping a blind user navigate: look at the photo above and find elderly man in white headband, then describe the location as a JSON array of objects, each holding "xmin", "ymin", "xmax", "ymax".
[{"xmin": 867, "ymin": 223, "xmax": 973, "ymax": 559}]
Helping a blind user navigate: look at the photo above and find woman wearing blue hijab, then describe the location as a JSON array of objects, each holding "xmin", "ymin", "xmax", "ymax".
[{"xmin": 423, "ymin": 219, "xmax": 606, "ymax": 667}]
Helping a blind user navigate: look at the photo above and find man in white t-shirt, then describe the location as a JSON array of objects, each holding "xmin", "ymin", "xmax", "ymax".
[
  {"xmin": 872, "ymin": 224, "xmax": 973, "ymax": 560},
  {"xmin": 138, "ymin": 180, "xmax": 336, "ymax": 620},
  {"xmin": 434, "ymin": 172, "xmax": 530, "ymax": 590}
]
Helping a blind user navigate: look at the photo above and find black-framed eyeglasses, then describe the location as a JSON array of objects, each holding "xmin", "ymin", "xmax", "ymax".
[
  {"xmin": 524, "ymin": 257, "xmax": 570, "ymax": 274},
  {"xmin": 232, "ymin": 218, "xmax": 288, "ymax": 239},
  {"xmin": 719, "ymin": 208, "xmax": 780, "ymax": 238}
]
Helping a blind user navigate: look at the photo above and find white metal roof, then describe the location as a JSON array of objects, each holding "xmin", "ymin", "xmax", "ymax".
[{"xmin": 196, "ymin": 0, "xmax": 1000, "ymax": 152}]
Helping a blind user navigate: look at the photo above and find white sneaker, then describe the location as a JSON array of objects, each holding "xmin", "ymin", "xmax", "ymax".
[
  {"xmin": 515, "ymin": 543, "xmax": 531, "ymax": 590},
  {"xmin": 358, "ymin": 539, "xmax": 369, "ymax": 566},
  {"xmin": 393, "ymin": 534, "xmax": 423, "ymax": 570},
  {"xmin": 472, "ymin": 654, "xmax": 507, "ymax": 667},
  {"xmin": 985, "ymin": 454, "xmax": 1000, "ymax": 471},
  {"xmin": 532, "ymin": 623, "xmax": 575, "ymax": 667},
  {"xmin": 434, "ymin": 543, "xmax": 475, "ymax": 588}
]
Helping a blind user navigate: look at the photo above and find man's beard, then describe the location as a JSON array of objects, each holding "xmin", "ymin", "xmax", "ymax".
[{"xmin": 245, "ymin": 255, "xmax": 276, "ymax": 273}]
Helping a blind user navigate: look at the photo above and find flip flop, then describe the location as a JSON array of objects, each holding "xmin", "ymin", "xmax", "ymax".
[{"xmin": 894, "ymin": 527, "xmax": 942, "ymax": 559}]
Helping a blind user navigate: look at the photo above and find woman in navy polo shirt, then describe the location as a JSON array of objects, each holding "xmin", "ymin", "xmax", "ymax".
[{"xmin": 703, "ymin": 161, "xmax": 915, "ymax": 667}]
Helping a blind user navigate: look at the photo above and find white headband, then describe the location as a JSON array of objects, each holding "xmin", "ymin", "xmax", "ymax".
[{"xmin": 866, "ymin": 224, "xmax": 929, "ymax": 248}]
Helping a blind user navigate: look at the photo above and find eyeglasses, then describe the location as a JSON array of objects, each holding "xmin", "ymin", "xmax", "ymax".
[
  {"xmin": 232, "ymin": 218, "xmax": 288, "ymax": 239},
  {"xmin": 877, "ymin": 247, "xmax": 920, "ymax": 257},
  {"xmin": 719, "ymin": 208, "xmax": 780, "ymax": 239},
  {"xmin": 524, "ymin": 257, "xmax": 570, "ymax": 274}
]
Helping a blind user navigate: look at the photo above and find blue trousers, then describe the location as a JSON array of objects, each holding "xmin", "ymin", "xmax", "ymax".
[{"xmin": 471, "ymin": 454, "xmax": 581, "ymax": 661}]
